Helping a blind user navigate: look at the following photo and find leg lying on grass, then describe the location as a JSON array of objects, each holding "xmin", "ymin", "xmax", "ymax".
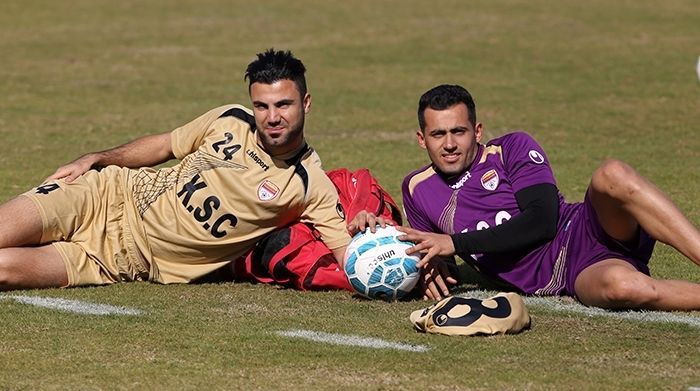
[
  {"xmin": 575, "ymin": 259, "xmax": 700, "ymax": 310},
  {"xmin": 0, "ymin": 196, "xmax": 68, "ymax": 291},
  {"xmin": 576, "ymin": 160, "xmax": 700, "ymax": 310}
]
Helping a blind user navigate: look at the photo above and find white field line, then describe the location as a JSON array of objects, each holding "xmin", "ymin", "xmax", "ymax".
[
  {"xmin": 524, "ymin": 296, "xmax": 700, "ymax": 328},
  {"xmin": 457, "ymin": 290, "xmax": 700, "ymax": 329},
  {"xmin": 1, "ymin": 294, "xmax": 143, "ymax": 316},
  {"xmin": 276, "ymin": 329, "xmax": 429, "ymax": 352}
]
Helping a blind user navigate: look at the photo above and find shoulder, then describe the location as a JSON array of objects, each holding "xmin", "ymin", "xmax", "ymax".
[
  {"xmin": 485, "ymin": 131, "xmax": 547, "ymax": 165},
  {"xmin": 175, "ymin": 104, "xmax": 254, "ymax": 137},
  {"xmin": 171, "ymin": 104, "xmax": 254, "ymax": 159},
  {"xmin": 300, "ymin": 149, "xmax": 329, "ymax": 185},
  {"xmin": 208, "ymin": 104, "xmax": 256, "ymax": 134},
  {"xmin": 195, "ymin": 104, "xmax": 252, "ymax": 123},
  {"xmin": 299, "ymin": 147, "xmax": 322, "ymax": 167},
  {"xmin": 486, "ymin": 131, "xmax": 539, "ymax": 148},
  {"xmin": 402, "ymin": 164, "xmax": 440, "ymax": 198},
  {"xmin": 293, "ymin": 147, "xmax": 336, "ymax": 200},
  {"xmin": 214, "ymin": 104, "xmax": 255, "ymax": 128}
]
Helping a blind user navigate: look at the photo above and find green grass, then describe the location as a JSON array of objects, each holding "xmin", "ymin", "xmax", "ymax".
[
  {"xmin": 1, "ymin": 0, "xmax": 699, "ymax": 389},
  {"xmin": 2, "ymin": 284, "xmax": 699, "ymax": 390}
]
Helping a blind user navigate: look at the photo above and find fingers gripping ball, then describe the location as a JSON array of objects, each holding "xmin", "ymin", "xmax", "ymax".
[{"xmin": 343, "ymin": 225, "xmax": 420, "ymax": 301}]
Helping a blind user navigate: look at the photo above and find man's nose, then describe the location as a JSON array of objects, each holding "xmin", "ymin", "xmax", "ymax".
[
  {"xmin": 444, "ymin": 134, "xmax": 456, "ymax": 150},
  {"xmin": 268, "ymin": 107, "xmax": 280, "ymax": 123}
]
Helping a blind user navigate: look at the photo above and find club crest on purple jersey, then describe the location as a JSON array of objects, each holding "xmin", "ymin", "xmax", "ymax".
[{"xmin": 480, "ymin": 169, "xmax": 499, "ymax": 191}]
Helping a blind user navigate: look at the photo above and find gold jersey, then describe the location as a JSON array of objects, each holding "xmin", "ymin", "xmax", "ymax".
[{"xmin": 125, "ymin": 104, "xmax": 349, "ymax": 283}]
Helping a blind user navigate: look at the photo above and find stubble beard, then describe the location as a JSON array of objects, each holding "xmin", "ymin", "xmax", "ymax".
[{"xmin": 259, "ymin": 117, "xmax": 305, "ymax": 156}]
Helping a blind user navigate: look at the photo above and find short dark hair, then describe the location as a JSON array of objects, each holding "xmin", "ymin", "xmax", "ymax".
[
  {"xmin": 418, "ymin": 84, "xmax": 476, "ymax": 131},
  {"xmin": 245, "ymin": 48, "xmax": 307, "ymax": 97}
]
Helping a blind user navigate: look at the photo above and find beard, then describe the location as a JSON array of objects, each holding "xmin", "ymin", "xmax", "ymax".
[{"xmin": 257, "ymin": 116, "xmax": 305, "ymax": 156}]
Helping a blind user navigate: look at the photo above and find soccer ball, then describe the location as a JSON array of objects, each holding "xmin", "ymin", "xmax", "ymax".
[{"xmin": 344, "ymin": 225, "xmax": 420, "ymax": 301}]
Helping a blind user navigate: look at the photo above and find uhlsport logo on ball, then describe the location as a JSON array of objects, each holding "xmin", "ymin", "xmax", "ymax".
[{"xmin": 344, "ymin": 225, "xmax": 420, "ymax": 301}]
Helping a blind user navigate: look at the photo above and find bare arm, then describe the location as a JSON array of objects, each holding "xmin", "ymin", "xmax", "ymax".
[
  {"xmin": 46, "ymin": 132, "xmax": 175, "ymax": 182},
  {"xmin": 332, "ymin": 246, "xmax": 348, "ymax": 268}
]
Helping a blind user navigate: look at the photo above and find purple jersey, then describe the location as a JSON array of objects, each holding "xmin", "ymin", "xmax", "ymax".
[
  {"xmin": 403, "ymin": 131, "xmax": 654, "ymax": 296},
  {"xmin": 403, "ymin": 132, "xmax": 580, "ymax": 294}
]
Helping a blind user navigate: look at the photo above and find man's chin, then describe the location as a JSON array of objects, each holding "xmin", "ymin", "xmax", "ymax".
[
  {"xmin": 435, "ymin": 164, "xmax": 464, "ymax": 177},
  {"xmin": 261, "ymin": 135, "xmax": 285, "ymax": 146}
]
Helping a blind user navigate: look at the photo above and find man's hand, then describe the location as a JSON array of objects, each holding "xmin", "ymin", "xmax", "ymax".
[
  {"xmin": 45, "ymin": 153, "xmax": 100, "ymax": 183},
  {"xmin": 396, "ymin": 226, "xmax": 456, "ymax": 268},
  {"xmin": 347, "ymin": 210, "xmax": 388, "ymax": 237},
  {"xmin": 419, "ymin": 258, "xmax": 458, "ymax": 300}
]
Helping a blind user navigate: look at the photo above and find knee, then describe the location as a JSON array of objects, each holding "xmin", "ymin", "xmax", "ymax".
[
  {"xmin": 0, "ymin": 250, "xmax": 27, "ymax": 289},
  {"xmin": 600, "ymin": 271, "xmax": 659, "ymax": 309},
  {"xmin": 590, "ymin": 159, "xmax": 642, "ymax": 199},
  {"xmin": 0, "ymin": 252, "xmax": 11, "ymax": 288}
]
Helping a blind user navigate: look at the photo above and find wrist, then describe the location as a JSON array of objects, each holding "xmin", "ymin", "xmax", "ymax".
[
  {"xmin": 87, "ymin": 152, "xmax": 107, "ymax": 167},
  {"xmin": 450, "ymin": 233, "xmax": 471, "ymax": 256}
]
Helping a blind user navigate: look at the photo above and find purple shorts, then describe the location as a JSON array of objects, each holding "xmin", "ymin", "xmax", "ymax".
[{"xmin": 562, "ymin": 193, "xmax": 655, "ymax": 297}]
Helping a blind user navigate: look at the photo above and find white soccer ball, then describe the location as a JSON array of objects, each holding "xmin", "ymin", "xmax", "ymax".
[{"xmin": 344, "ymin": 225, "xmax": 420, "ymax": 301}]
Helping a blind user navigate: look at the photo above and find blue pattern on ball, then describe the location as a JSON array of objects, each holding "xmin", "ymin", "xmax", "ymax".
[
  {"xmin": 384, "ymin": 268, "xmax": 404, "ymax": 287},
  {"xmin": 345, "ymin": 252, "xmax": 358, "ymax": 275},
  {"xmin": 384, "ymin": 257, "xmax": 401, "ymax": 267},
  {"xmin": 368, "ymin": 265, "xmax": 384, "ymax": 285},
  {"xmin": 367, "ymin": 284, "xmax": 395, "ymax": 300},
  {"xmin": 377, "ymin": 236, "xmax": 396, "ymax": 246},
  {"xmin": 402, "ymin": 259, "xmax": 418, "ymax": 274},
  {"xmin": 357, "ymin": 241, "xmax": 377, "ymax": 256},
  {"xmin": 349, "ymin": 277, "xmax": 366, "ymax": 294}
]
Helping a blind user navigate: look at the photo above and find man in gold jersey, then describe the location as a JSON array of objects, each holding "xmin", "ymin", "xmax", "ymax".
[{"xmin": 0, "ymin": 49, "xmax": 352, "ymax": 290}]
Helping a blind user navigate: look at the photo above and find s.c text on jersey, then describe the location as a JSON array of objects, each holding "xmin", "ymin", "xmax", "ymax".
[{"xmin": 176, "ymin": 174, "xmax": 238, "ymax": 238}]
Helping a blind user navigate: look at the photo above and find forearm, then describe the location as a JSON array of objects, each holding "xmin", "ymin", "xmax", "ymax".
[
  {"xmin": 451, "ymin": 183, "xmax": 560, "ymax": 255},
  {"xmin": 332, "ymin": 246, "xmax": 347, "ymax": 268},
  {"xmin": 451, "ymin": 216, "xmax": 553, "ymax": 254},
  {"xmin": 89, "ymin": 132, "xmax": 174, "ymax": 168}
]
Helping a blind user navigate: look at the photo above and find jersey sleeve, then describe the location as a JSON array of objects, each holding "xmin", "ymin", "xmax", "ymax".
[
  {"xmin": 170, "ymin": 104, "xmax": 245, "ymax": 160},
  {"xmin": 401, "ymin": 174, "xmax": 435, "ymax": 232},
  {"xmin": 300, "ymin": 164, "xmax": 351, "ymax": 251},
  {"xmin": 500, "ymin": 132, "xmax": 556, "ymax": 193}
]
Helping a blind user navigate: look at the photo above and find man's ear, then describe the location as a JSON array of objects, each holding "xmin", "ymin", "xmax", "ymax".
[
  {"xmin": 416, "ymin": 129, "xmax": 427, "ymax": 149},
  {"xmin": 303, "ymin": 93, "xmax": 311, "ymax": 114},
  {"xmin": 474, "ymin": 122, "xmax": 484, "ymax": 143}
]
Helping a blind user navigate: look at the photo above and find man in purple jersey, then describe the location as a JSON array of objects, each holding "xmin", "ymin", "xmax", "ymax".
[{"xmin": 397, "ymin": 84, "xmax": 700, "ymax": 310}]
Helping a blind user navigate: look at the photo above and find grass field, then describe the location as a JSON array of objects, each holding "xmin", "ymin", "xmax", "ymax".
[{"xmin": 1, "ymin": 0, "xmax": 699, "ymax": 389}]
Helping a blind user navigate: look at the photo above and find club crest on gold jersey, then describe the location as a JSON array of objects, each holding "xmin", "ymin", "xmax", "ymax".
[
  {"xmin": 258, "ymin": 180, "xmax": 279, "ymax": 201},
  {"xmin": 480, "ymin": 169, "xmax": 499, "ymax": 191}
]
